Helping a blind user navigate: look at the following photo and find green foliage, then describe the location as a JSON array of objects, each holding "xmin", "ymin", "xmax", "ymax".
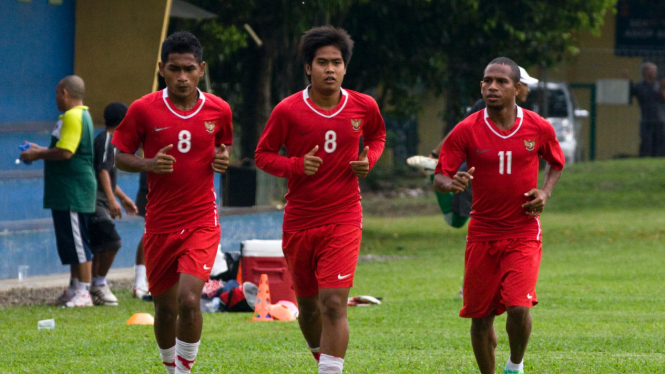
[{"xmin": 174, "ymin": 0, "xmax": 616, "ymax": 153}]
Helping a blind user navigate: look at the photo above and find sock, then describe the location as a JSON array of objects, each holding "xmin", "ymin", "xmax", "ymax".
[
  {"xmin": 175, "ymin": 338, "xmax": 200, "ymax": 374},
  {"xmin": 505, "ymin": 357, "xmax": 523, "ymax": 372},
  {"xmin": 318, "ymin": 354, "xmax": 344, "ymax": 374},
  {"xmin": 308, "ymin": 345, "xmax": 321, "ymax": 362},
  {"xmin": 135, "ymin": 265, "xmax": 147, "ymax": 288},
  {"xmin": 159, "ymin": 345, "xmax": 176, "ymax": 374},
  {"xmin": 69, "ymin": 278, "xmax": 79, "ymax": 292},
  {"xmin": 77, "ymin": 282, "xmax": 90, "ymax": 292},
  {"xmin": 92, "ymin": 276, "xmax": 107, "ymax": 287}
]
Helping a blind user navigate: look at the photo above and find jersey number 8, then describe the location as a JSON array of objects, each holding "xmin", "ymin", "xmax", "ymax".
[
  {"xmin": 178, "ymin": 130, "xmax": 191, "ymax": 153},
  {"xmin": 324, "ymin": 130, "xmax": 337, "ymax": 153}
]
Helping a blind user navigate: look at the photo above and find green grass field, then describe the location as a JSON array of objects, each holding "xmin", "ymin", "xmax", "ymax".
[{"xmin": 1, "ymin": 158, "xmax": 665, "ymax": 373}]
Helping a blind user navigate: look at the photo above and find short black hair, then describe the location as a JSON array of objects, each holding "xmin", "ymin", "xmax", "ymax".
[
  {"xmin": 103, "ymin": 102, "xmax": 128, "ymax": 128},
  {"xmin": 161, "ymin": 31, "xmax": 203, "ymax": 64},
  {"xmin": 298, "ymin": 26, "xmax": 354, "ymax": 67},
  {"xmin": 486, "ymin": 57, "xmax": 521, "ymax": 85}
]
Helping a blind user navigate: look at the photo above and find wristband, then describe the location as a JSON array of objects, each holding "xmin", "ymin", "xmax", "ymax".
[{"xmin": 430, "ymin": 151, "xmax": 439, "ymax": 158}]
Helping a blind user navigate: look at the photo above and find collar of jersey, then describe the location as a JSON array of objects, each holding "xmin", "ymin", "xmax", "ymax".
[
  {"xmin": 302, "ymin": 85, "xmax": 349, "ymax": 119},
  {"xmin": 162, "ymin": 88, "xmax": 205, "ymax": 119},
  {"xmin": 483, "ymin": 105, "xmax": 524, "ymax": 139}
]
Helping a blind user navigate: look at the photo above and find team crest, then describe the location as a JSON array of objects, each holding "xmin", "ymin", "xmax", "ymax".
[
  {"xmin": 524, "ymin": 139, "xmax": 535, "ymax": 151},
  {"xmin": 204, "ymin": 121, "xmax": 216, "ymax": 133},
  {"xmin": 351, "ymin": 119, "xmax": 362, "ymax": 131}
]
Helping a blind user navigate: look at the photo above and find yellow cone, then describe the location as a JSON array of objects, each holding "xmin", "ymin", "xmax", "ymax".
[{"xmin": 126, "ymin": 313, "xmax": 155, "ymax": 325}]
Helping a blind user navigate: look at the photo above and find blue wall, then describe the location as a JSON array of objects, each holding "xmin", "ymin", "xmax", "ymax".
[{"xmin": 0, "ymin": 0, "xmax": 76, "ymax": 124}]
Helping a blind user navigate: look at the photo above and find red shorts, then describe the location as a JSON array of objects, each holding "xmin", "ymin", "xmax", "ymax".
[
  {"xmin": 282, "ymin": 224, "xmax": 362, "ymax": 297},
  {"xmin": 460, "ymin": 239, "xmax": 542, "ymax": 319},
  {"xmin": 143, "ymin": 226, "xmax": 220, "ymax": 296}
]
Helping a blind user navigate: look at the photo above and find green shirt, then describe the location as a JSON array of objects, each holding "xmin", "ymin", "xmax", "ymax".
[{"xmin": 43, "ymin": 105, "xmax": 97, "ymax": 213}]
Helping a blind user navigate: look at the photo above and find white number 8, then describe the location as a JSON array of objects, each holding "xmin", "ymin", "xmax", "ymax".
[
  {"xmin": 178, "ymin": 130, "xmax": 191, "ymax": 153},
  {"xmin": 324, "ymin": 130, "xmax": 337, "ymax": 153}
]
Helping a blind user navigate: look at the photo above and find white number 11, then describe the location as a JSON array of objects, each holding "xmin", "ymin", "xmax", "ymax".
[{"xmin": 498, "ymin": 151, "xmax": 512, "ymax": 175}]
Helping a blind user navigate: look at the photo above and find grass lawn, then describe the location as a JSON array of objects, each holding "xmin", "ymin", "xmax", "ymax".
[{"xmin": 1, "ymin": 158, "xmax": 665, "ymax": 373}]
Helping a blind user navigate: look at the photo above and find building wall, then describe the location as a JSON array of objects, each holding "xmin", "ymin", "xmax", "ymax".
[
  {"xmin": 417, "ymin": 91, "xmax": 446, "ymax": 155},
  {"xmin": 74, "ymin": 0, "xmax": 172, "ymax": 124},
  {"xmin": 549, "ymin": 11, "xmax": 643, "ymax": 160},
  {"xmin": 0, "ymin": 0, "xmax": 75, "ymax": 124}
]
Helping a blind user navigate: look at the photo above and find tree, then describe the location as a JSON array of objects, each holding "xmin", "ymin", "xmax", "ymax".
[{"xmin": 178, "ymin": 0, "xmax": 616, "ymax": 156}]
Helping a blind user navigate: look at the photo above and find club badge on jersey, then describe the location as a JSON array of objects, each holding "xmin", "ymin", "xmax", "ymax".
[
  {"xmin": 524, "ymin": 139, "xmax": 535, "ymax": 151},
  {"xmin": 351, "ymin": 119, "xmax": 362, "ymax": 131},
  {"xmin": 205, "ymin": 121, "xmax": 215, "ymax": 134}
]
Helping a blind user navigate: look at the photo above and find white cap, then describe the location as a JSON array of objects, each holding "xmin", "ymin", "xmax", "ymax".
[{"xmin": 519, "ymin": 66, "xmax": 539, "ymax": 84}]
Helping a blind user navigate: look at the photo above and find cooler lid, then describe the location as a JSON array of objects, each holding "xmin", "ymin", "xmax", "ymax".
[{"xmin": 241, "ymin": 240, "xmax": 284, "ymax": 257}]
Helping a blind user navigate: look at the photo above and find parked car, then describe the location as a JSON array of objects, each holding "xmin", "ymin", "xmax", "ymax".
[{"xmin": 522, "ymin": 82, "xmax": 588, "ymax": 164}]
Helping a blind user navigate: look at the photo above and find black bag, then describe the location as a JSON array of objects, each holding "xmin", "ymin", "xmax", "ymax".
[{"xmin": 210, "ymin": 251, "xmax": 241, "ymax": 281}]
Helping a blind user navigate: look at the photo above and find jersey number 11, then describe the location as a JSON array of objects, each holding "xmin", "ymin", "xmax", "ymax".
[{"xmin": 498, "ymin": 151, "xmax": 512, "ymax": 175}]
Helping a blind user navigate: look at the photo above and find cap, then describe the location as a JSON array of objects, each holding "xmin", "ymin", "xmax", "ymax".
[{"xmin": 519, "ymin": 66, "xmax": 539, "ymax": 85}]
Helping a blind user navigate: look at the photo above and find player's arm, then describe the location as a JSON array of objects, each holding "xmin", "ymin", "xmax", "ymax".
[
  {"xmin": 523, "ymin": 119, "xmax": 565, "ymax": 216},
  {"xmin": 433, "ymin": 126, "xmax": 470, "ymax": 194},
  {"xmin": 213, "ymin": 102, "xmax": 233, "ymax": 174},
  {"xmin": 114, "ymin": 185, "xmax": 138, "ymax": 216},
  {"xmin": 255, "ymin": 104, "xmax": 312, "ymax": 178},
  {"xmin": 115, "ymin": 147, "xmax": 175, "ymax": 174},
  {"xmin": 522, "ymin": 164, "xmax": 562, "ymax": 217},
  {"xmin": 351, "ymin": 98, "xmax": 386, "ymax": 178}
]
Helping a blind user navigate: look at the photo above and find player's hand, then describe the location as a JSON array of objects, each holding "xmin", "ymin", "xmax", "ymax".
[
  {"xmin": 212, "ymin": 144, "xmax": 230, "ymax": 174},
  {"xmin": 121, "ymin": 198, "xmax": 138, "ymax": 216},
  {"xmin": 109, "ymin": 199, "xmax": 123, "ymax": 219},
  {"xmin": 522, "ymin": 189, "xmax": 549, "ymax": 216},
  {"xmin": 148, "ymin": 144, "xmax": 176, "ymax": 174},
  {"xmin": 303, "ymin": 146, "xmax": 323, "ymax": 176},
  {"xmin": 350, "ymin": 146, "xmax": 370, "ymax": 178},
  {"xmin": 449, "ymin": 167, "xmax": 474, "ymax": 193}
]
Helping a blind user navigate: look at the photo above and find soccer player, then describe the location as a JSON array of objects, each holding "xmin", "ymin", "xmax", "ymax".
[
  {"xmin": 255, "ymin": 26, "xmax": 385, "ymax": 374},
  {"xmin": 89, "ymin": 102, "xmax": 138, "ymax": 306},
  {"xmin": 433, "ymin": 57, "xmax": 564, "ymax": 374},
  {"xmin": 112, "ymin": 31, "xmax": 232, "ymax": 374}
]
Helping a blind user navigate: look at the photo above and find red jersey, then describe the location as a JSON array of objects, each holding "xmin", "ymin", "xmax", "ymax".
[
  {"xmin": 435, "ymin": 106, "xmax": 564, "ymax": 242},
  {"xmin": 255, "ymin": 87, "xmax": 386, "ymax": 231},
  {"xmin": 112, "ymin": 89, "xmax": 233, "ymax": 234}
]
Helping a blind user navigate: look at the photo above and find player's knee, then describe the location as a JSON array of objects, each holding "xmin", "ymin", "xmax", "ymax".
[
  {"xmin": 176, "ymin": 291, "xmax": 200, "ymax": 314},
  {"xmin": 155, "ymin": 303, "xmax": 177, "ymax": 322},
  {"xmin": 320, "ymin": 294, "xmax": 346, "ymax": 322}
]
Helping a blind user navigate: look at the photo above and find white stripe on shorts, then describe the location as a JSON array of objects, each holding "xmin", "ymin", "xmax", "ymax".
[{"xmin": 70, "ymin": 212, "xmax": 87, "ymax": 263}]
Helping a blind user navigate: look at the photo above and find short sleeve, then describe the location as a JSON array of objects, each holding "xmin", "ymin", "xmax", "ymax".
[
  {"xmin": 215, "ymin": 101, "xmax": 233, "ymax": 146},
  {"xmin": 56, "ymin": 109, "xmax": 83, "ymax": 153},
  {"xmin": 94, "ymin": 132, "xmax": 113, "ymax": 173},
  {"xmin": 538, "ymin": 119, "xmax": 565, "ymax": 171},
  {"xmin": 112, "ymin": 101, "xmax": 144, "ymax": 154},
  {"xmin": 435, "ymin": 124, "xmax": 468, "ymax": 177}
]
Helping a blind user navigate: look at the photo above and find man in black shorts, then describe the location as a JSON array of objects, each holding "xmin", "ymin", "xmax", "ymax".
[{"xmin": 89, "ymin": 102, "xmax": 138, "ymax": 305}]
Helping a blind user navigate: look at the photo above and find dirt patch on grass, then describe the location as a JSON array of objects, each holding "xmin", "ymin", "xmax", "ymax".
[
  {"xmin": 357, "ymin": 254, "xmax": 413, "ymax": 263},
  {"xmin": 0, "ymin": 279, "xmax": 134, "ymax": 307}
]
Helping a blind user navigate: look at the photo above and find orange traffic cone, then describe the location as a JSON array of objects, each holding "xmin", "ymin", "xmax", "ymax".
[
  {"xmin": 251, "ymin": 274, "xmax": 273, "ymax": 321},
  {"xmin": 126, "ymin": 313, "xmax": 154, "ymax": 325}
]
